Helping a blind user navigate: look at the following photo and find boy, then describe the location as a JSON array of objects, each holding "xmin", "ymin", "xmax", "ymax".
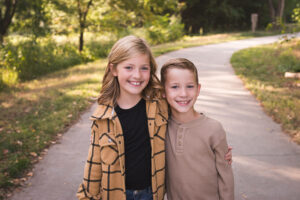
[{"xmin": 161, "ymin": 58, "xmax": 234, "ymax": 200}]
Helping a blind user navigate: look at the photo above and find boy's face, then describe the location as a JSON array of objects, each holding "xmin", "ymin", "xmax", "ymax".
[{"xmin": 164, "ymin": 68, "xmax": 200, "ymax": 116}]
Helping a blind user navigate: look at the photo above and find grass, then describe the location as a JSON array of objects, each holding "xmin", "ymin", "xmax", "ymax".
[
  {"xmin": 0, "ymin": 60, "xmax": 105, "ymax": 198},
  {"xmin": 0, "ymin": 31, "xmax": 287, "ymax": 198},
  {"xmin": 231, "ymin": 38, "xmax": 300, "ymax": 144}
]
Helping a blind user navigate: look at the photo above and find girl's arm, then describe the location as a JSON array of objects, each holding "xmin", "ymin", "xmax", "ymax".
[{"xmin": 77, "ymin": 122, "xmax": 102, "ymax": 200}]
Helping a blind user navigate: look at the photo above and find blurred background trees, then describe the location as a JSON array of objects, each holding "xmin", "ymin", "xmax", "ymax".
[{"xmin": 0, "ymin": 0, "xmax": 300, "ymax": 89}]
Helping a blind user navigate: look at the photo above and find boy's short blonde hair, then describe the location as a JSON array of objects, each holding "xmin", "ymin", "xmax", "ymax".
[{"xmin": 160, "ymin": 58, "xmax": 199, "ymax": 86}]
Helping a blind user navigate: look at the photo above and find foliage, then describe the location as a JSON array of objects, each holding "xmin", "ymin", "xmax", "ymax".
[
  {"xmin": 0, "ymin": 37, "xmax": 90, "ymax": 84},
  {"xmin": 145, "ymin": 15, "xmax": 184, "ymax": 45},
  {"xmin": 11, "ymin": 0, "xmax": 51, "ymax": 37},
  {"xmin": 292, "ymin": 4, "xmax": 300, "ymax": 24},
  {"xmin": 231, "ymin": 39, "xmax": 300, "ymax": 144},
  {"xmin": 179, "ymin": 0, "xmax": 299, "ymax": 34}
]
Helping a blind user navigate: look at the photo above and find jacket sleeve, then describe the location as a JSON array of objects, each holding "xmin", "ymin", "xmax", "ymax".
[
  {"xmin": 77, "ymin": 121, "xmax": 102, "ymax": 200},
  {"xmin": 214, "ymin": 127, "xmax": 234, "ymax": 200}
]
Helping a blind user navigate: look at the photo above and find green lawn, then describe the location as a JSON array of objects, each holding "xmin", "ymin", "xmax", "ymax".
[{"xmin": 231, "ymin": 38, "xmax": 300, "ymax": 144}]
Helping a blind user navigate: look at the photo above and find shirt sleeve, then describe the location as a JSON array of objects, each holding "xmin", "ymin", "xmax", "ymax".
[
  {"xmin": 77, "ymin": 121, "xmax": 102, "ymax": 200},
  {"xmin": 214, "ymin": 128, "xmax": 234, "ymax": 200}
]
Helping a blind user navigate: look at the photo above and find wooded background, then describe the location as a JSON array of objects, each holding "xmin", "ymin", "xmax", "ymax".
[{"xmin": 0, "ymin": 0, "xmax": 299, "ymax": 88}]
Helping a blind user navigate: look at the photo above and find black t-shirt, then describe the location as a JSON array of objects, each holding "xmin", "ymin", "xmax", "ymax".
[{"xmin": 115, "ymin": 98, "xmax": 151, "ymax": 190}]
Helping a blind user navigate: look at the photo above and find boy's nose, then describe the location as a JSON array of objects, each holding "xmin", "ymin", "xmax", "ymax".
[{"xmin": 179, "ymin": 88, "xmax": 187, "ymax": 96}]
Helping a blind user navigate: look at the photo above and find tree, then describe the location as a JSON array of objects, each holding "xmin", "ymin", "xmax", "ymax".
[
  {"xmin": 268, "ymin": 0, "xmax": 285, "ymax": 26},
  {"xmin": 77, "ymin": 0, "xmax": 93, "ymax": 51},
  {"xmin": 0, "ymin": 0, "xmax": 18, "ymax": 43}
]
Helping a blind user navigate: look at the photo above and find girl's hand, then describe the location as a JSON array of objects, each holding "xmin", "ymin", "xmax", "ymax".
[{"xmin": 225, "ymin": 146, "xmax": 233, "ymax": 165}]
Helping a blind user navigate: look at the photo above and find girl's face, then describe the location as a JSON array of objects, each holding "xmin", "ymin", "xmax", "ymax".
[
  {"xmin": 111, "ymin": 53, "xmax": 151, "ymax": 100},
  {"xmin": 164, "ymin": 68, "xmax": 200, "ymax": 117}
]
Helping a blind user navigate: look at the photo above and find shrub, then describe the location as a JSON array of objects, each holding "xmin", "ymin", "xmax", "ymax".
[{"xmin": 145, "ymin": 15, "xmax": 184, "ymax": 45}]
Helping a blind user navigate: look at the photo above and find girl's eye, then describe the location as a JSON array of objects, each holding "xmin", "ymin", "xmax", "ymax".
[
  {"xmin": 125, "ymin": 66, "xmax": 132, "ymax": 70},
  {"xmin": 187, "ymin": 85, "xmax": 194, "ymax": 88},
  {"xmin": 171, "ymin": 85, "xmax": 178, "ymax": 89}
]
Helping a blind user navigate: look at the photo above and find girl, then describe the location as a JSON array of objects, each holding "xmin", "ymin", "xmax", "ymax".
[
  {"xmin": 77, "ymin": 36, "xmax": 232, "ymax": 200},
  {"xmin": 77, "ymin": 35, "xmax": 168, "ymax": 200}
]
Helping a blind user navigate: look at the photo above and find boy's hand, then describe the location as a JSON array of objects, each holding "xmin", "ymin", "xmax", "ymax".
[{"xmin": 225, "ymin": 146, "xmax": 233, "ymax": 165}]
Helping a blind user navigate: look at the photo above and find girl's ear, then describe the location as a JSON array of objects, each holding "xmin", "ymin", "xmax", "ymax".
[{"xmin": 110, "ymin": 64, "xmax": 117, "ymax": 76}]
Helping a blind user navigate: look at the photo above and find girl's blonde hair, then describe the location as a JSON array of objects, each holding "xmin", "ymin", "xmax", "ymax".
[{"xmin": 98, "ymin": 35, "xmax": 162, "ymax": 105}]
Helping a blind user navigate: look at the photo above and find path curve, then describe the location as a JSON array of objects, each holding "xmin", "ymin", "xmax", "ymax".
[{"xmin": 10, "ymin": 34, "xmax": 300, "ymax": 200}]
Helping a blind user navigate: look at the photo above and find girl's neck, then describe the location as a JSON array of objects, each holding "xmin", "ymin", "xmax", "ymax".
[
  {"xmin": 116, "ymin": 95, "xmax": 142, "ymax": 109},
  {"xmin": 171, "ymin": 109, "xmax": 200, "ymax": 124}
]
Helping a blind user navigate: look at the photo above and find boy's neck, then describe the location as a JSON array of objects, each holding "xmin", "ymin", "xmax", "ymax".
[
  {"xmin": 171, "ymin": 109, "xmax": 200, "ymax": 123},
  {"xmin": 116, "ymin": 95, "xmax": 142, "ymax": 109}
]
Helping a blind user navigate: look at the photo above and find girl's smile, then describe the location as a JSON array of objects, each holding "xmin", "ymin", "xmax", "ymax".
[{"xmin": 111, "ymin": 53, "xmax": 150, "ymax": 107}]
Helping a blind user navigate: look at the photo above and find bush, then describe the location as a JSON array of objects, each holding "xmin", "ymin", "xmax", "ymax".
[
  {"xmin": 1, "ymin": 38, "xmax": 84, "ymax": 81},
  {"xmin": 145, "ymin": 15, "xmax": 184, "ymax": 45}
]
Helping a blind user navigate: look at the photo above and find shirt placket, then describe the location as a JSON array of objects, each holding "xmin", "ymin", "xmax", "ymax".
[{"xmin": 175, "ymin": 126, "xmax": 185, "ymax": 153}]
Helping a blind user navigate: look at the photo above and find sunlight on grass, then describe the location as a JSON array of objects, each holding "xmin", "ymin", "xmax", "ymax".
[{"xmin": 231, "ymin": 38, "xmax": 300, "ymax": 144}]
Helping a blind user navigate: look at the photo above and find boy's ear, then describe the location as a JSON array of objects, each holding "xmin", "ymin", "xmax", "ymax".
[
  {"xmin": 197, "ymin": 83, "xmax": 201, "ymax": 96},
  {"xmin": 110, "ymin": 64, "xmax": 117, "ymax": 76}
]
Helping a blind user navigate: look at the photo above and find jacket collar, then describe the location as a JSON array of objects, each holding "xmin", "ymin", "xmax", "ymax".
[
  {"xmin": 90, "ymin": 97, "xmax": 161, "ymax": 121},
  {"xmin": 90, "ymin": 102, "xmax": 117, "ymax": 120}
]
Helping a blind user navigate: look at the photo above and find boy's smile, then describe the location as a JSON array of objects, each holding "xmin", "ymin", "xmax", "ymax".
[{"xmin": 164, "ymin": 68, "xmax": 201, "ymax": 121}]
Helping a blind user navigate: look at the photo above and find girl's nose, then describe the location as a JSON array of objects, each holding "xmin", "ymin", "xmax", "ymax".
[{"xmin": 133, "ymin": 69, "xmax": 141, "ymax": 78}]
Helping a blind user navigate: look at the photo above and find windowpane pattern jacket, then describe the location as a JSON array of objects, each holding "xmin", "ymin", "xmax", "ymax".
[{"xmin": 77, "ymin": 98, "xmax": 168, "ymax": 200}]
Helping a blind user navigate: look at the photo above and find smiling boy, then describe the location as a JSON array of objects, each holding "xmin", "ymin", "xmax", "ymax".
[{"xmin": 161, "ymin": 58, "xmax": 234, "ymax": 200}]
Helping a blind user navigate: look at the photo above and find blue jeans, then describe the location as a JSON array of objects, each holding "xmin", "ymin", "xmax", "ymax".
[{"xmin": 126, "ymin": 186, "xmax": 153, "ymax": 200}]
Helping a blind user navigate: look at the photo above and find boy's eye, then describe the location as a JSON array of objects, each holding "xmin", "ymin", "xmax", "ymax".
[
  {"xmin": 171, "ymin": 85, "xmax": 178, "ymax": 89},
  {"xmin": 187, "ymin": 85, "xmax": 194, "ymax": 88},
  {"xmin": 141, "ymin": 66, "xmax": 150, "ymax": 71}
]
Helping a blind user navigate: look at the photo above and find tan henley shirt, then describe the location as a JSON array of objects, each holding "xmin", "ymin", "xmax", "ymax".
[{"xmin": 166, "ymin": 113, "xmax": 234, "ymax": 200}]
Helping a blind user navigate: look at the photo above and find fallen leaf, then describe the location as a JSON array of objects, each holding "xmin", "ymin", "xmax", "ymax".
[
  {"xmin": 27, "ymin": 172, "xmax": 33, "ymax": 177},
  {"xmin": 67, "ymin": 114, "xmax": 73, "ymax": 118},
  {"xmin": 30, "ymin": 152, "xmax": 38, "ymax": 157},
  {"xmin": 16, "ymin": 140, "xmax": 23, "ymax": 146}
]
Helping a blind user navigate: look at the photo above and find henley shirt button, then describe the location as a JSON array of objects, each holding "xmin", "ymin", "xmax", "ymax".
[
  {"xmin": 178, "ymin": 141, "xmax": 182, "ymax": 145},
  {"xmin": 178, "ymin": 135, "xmax": 182, "ymax": 139}
]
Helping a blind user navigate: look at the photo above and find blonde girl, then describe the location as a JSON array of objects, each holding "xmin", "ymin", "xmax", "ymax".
[{"xmin": 77, "ymin": 35, "xmax": 168, "ymax": 200}]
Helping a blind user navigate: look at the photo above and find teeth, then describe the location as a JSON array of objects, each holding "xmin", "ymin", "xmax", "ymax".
[
  {"xmin": 177, "ymin": 101, "xmax": 189, "ymax": 104},
  {"xmin": 130, "ymin": 81, "xmax": 141, "ymax": 86}
]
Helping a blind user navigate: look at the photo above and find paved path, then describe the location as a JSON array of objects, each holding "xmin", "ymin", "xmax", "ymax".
[{"xmin": 11, "ymin": 34, "xmax": 300, "ymax": 200}]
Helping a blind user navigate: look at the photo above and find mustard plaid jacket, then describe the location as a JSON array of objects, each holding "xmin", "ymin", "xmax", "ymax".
[{"xmin": 77, "ymin": 98, "xmax": 168, "ymax": 200}]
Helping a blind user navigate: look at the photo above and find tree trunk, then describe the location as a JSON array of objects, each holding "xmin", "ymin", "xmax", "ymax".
[
  {"xmin": 0, "ymin": 0, "xmax": 18, "ymax": 44},
  {"xmin": 79, "ymin": 27, "xmax": 84, "ymax": 52},
  {"xmin": 277, "ymin": 0, "xmax": 285, "ymax": 19},
  {"xmin": 268, "ymin": 0, "xmax": 276, "ymax": 23},
  {"xmin": 77, "ymin": 0, "xmax": 93, "ymax": 52}
]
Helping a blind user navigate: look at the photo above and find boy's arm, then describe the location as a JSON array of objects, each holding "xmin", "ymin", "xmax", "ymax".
[
  {"xmin": 77, "ymin": 122, "xmax": 102, "ymax": 200},
  {"xmin": 214, "ymin": 126, "xmax": 234, "ymax": 200}
]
